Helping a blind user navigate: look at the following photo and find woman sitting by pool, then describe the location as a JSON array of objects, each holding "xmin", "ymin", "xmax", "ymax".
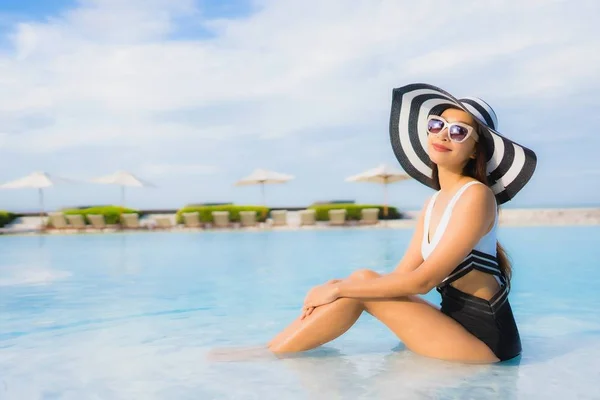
[{"xmin": 267, "ymin": 83, "xmax": 537, "ymax": 363}]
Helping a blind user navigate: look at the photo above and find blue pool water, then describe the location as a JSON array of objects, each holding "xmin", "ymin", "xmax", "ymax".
[{"xmin": 1, "ymin": 227, "xmax": 600, "ymax": 399}]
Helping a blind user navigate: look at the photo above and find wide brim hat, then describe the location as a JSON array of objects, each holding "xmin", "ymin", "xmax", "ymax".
[{"xmin": 389, "ymin": 83, "xmax": 537, "ymax": 204}]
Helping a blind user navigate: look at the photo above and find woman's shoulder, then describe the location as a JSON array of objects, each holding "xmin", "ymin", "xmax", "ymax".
[
  {"xmin": 457, "ymin": 180, "xmax": 497, "ymax": 214},
  {"xmin": 462, "ymin": 179, "xmax": 495, "ymax": 198}
]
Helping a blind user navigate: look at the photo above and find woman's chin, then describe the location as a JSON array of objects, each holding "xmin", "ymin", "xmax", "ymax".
[
  {"xmin": 429, "ymin": 154, "xmax": 449, "ymax": 165},
  {"xmin": 430, "ymin": 156, "xmax": 463, "ymax": 171}
]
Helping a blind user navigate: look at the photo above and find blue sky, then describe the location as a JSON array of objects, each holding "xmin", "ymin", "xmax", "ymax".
[
  {"xmin": 0, "ymin": 0, "xmax": 599, "ymax": 212},
  {"xmin": 0, "ymin": 0, "xmax": 75, "ymax": 16}
]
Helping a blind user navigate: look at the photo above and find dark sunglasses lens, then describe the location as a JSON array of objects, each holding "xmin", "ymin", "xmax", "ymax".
[
  {"xmin": 427, "ymin": 118, "xmax": 444, "ymax": 134},
  {"xmin": 449, "ymin": 125, "xmax": 469, "ymax": 142}
]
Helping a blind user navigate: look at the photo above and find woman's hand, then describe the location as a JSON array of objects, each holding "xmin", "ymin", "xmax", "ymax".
[
  {"xmin": 300, "ymin": 279, "xmax": 344, "ymax": 319},
  {"xmin": 301, "ymin": 282, "xmax": 341, "ymax": 319}
]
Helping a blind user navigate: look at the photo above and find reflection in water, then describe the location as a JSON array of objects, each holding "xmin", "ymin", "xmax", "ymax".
[
  {"xmin": 206, "ymin": 343, "xmax": 524, "ymax": 399},
  {"xmin": 274, "ymin": 346, "xmax": 520, "ymax": 399},
  {"xmin": 36, "ymin": 233, "xmax": 45, "ymax": 249},
  {"xmin": 105, "ymin": 234, "xmax": 142, "ymax": 276},
  {"xmin": 268, "ymin": 330, "xmax": 600, "ymax": 399},
  {"xmin": 519, "ymin": 330, "xmax": 600, "ymax": 365},
  {"xmin": 0, "ymin": 235, "xmax": 71, "ymax": 287},
  {"xmin": 278, "ymin": 348, "xmax": 369, "ymax": 399}
]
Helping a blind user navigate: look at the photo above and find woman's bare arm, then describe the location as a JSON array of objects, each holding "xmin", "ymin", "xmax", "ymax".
[{"xmin": 336, "ymin": 184, "xmax": 496, "ymax": 298}]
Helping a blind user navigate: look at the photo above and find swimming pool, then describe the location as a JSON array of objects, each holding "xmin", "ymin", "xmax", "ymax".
[{"xmin": 1, "ymin": 227, "xmax": 599, "ymax": 399}]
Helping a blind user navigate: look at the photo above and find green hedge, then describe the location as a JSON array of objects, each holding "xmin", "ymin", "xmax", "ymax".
[
  {"xmin": 0, "ymin": 211, "xmax": 16, "ymax": 227},
  {"xmin": 176, "ymin": 205, "xmax": 270, "ymax": 224},
  {"xmin": 62, "ymin": 206, "xmax": 139, "ymax": 225},
  {"xmin": 307, "ymin": 204, "xmax": 401, "ymax": 221}
]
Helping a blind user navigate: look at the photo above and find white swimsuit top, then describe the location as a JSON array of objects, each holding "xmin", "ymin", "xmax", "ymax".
[
  {"xmin": 421, "ymin": 181, "xmax": 509, "ymax": 307},
  {"xmin": 421, "ymin": 181, "xmax": 498, "ymax": 261}
]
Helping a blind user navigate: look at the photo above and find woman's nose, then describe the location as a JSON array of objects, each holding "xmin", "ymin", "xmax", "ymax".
[{"xmin": 439, "ymin": 128, "xmax": 450, "ymax": 141}]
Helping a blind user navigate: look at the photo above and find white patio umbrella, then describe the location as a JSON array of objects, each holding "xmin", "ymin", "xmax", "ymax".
[
  {"xmin": 345, "ymin": 164, "xmax": 410, "ymax": 217},
  {"xmin": 89, "ymin": 171, "xmax": 155, "ymax": 208},
  {"xmin": 235, "ymin": 168, "xmax": 294, "ymax": 205},
  {"xmin": 0, "ymin": 171, "xmax": 75, "ymax": 228}
]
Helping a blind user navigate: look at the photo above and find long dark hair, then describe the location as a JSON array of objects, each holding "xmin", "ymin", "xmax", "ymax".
[{"xmin": 430, "ymin": 129, "xmax": 512, "ymax": 282}]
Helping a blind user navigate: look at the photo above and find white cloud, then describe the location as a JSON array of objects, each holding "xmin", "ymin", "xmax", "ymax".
[{"xmin": 0, "ymin": 0, "xmax": 598, "ymax": 158}]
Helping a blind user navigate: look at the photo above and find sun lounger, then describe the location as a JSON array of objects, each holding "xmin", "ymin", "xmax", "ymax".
[
  {"xmin": 87, "ymin": 214, "xmax": 106, "ymax": 229},
  {"xmin": 271, "ymin": 210, "xmax": 287, "ymax": 226},
  {"xmin": 182, "ymin": 212, "xmax": 202, "ymax": 228},
  {"xmin": 48, "ymin": 212, "xmax": 68, "ymax": 230},
  {"xmin": 240, "ymin": 211, "xmax": 257, "ymax": 227},
  {"xmin": 121, "ymin": 213, "xmax": 143, "ymax": 229},
  {"xmin": 211, "ymin": 211, "xmax": 231, "ymax": 228},
  {"xmin": 328, "ymin": 209, "xmax": 347, "ymax": 226},
  {"xmin": 155, "ymin": 216, "xmax": 173, "ymax": 229},
  {"xmin": 360, "ymin": 208, "xmax": 380, "ymax": 225},
  {"xmin": 299, "ymin": 209, "xmax": 316, "ymax": 226},
  {"xmin": 66, "ymin": 214, "xmax": 87, "ymax": 231}
]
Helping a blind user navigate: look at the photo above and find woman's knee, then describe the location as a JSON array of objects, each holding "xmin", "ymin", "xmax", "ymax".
[{"xmin": 348, "ymin": 269, "xmax": 380, "ymax": 281}]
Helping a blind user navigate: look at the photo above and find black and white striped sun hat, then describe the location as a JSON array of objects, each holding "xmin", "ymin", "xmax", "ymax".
[{"xmin": 389, "ymin": 83, "xmax": 537, "ymax": 204}]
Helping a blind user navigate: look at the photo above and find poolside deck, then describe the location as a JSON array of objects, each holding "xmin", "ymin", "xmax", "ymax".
[{"xmin": 2, "ymin": 208, "xmax": 600, "ymax": 236}]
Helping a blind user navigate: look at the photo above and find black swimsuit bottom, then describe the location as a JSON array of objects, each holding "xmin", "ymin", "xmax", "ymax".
[{"xmin": 438, "ymin": 284, "xmax": 522, "ymax": 361}]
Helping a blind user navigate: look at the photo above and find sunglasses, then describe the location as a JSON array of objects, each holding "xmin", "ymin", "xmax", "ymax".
[{"xmin": 427, "ymin": 115, "xmax": 479, "ymax": 143}]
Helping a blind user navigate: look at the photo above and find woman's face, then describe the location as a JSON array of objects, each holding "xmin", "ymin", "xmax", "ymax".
[{"xmin": 427, "ymin": 108, "xmax": 478, "ymax": 169}]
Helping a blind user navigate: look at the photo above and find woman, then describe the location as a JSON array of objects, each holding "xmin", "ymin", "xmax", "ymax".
[{"xmin": 267, "ymin": 83, "xmax": 537, "ymax": 363}]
